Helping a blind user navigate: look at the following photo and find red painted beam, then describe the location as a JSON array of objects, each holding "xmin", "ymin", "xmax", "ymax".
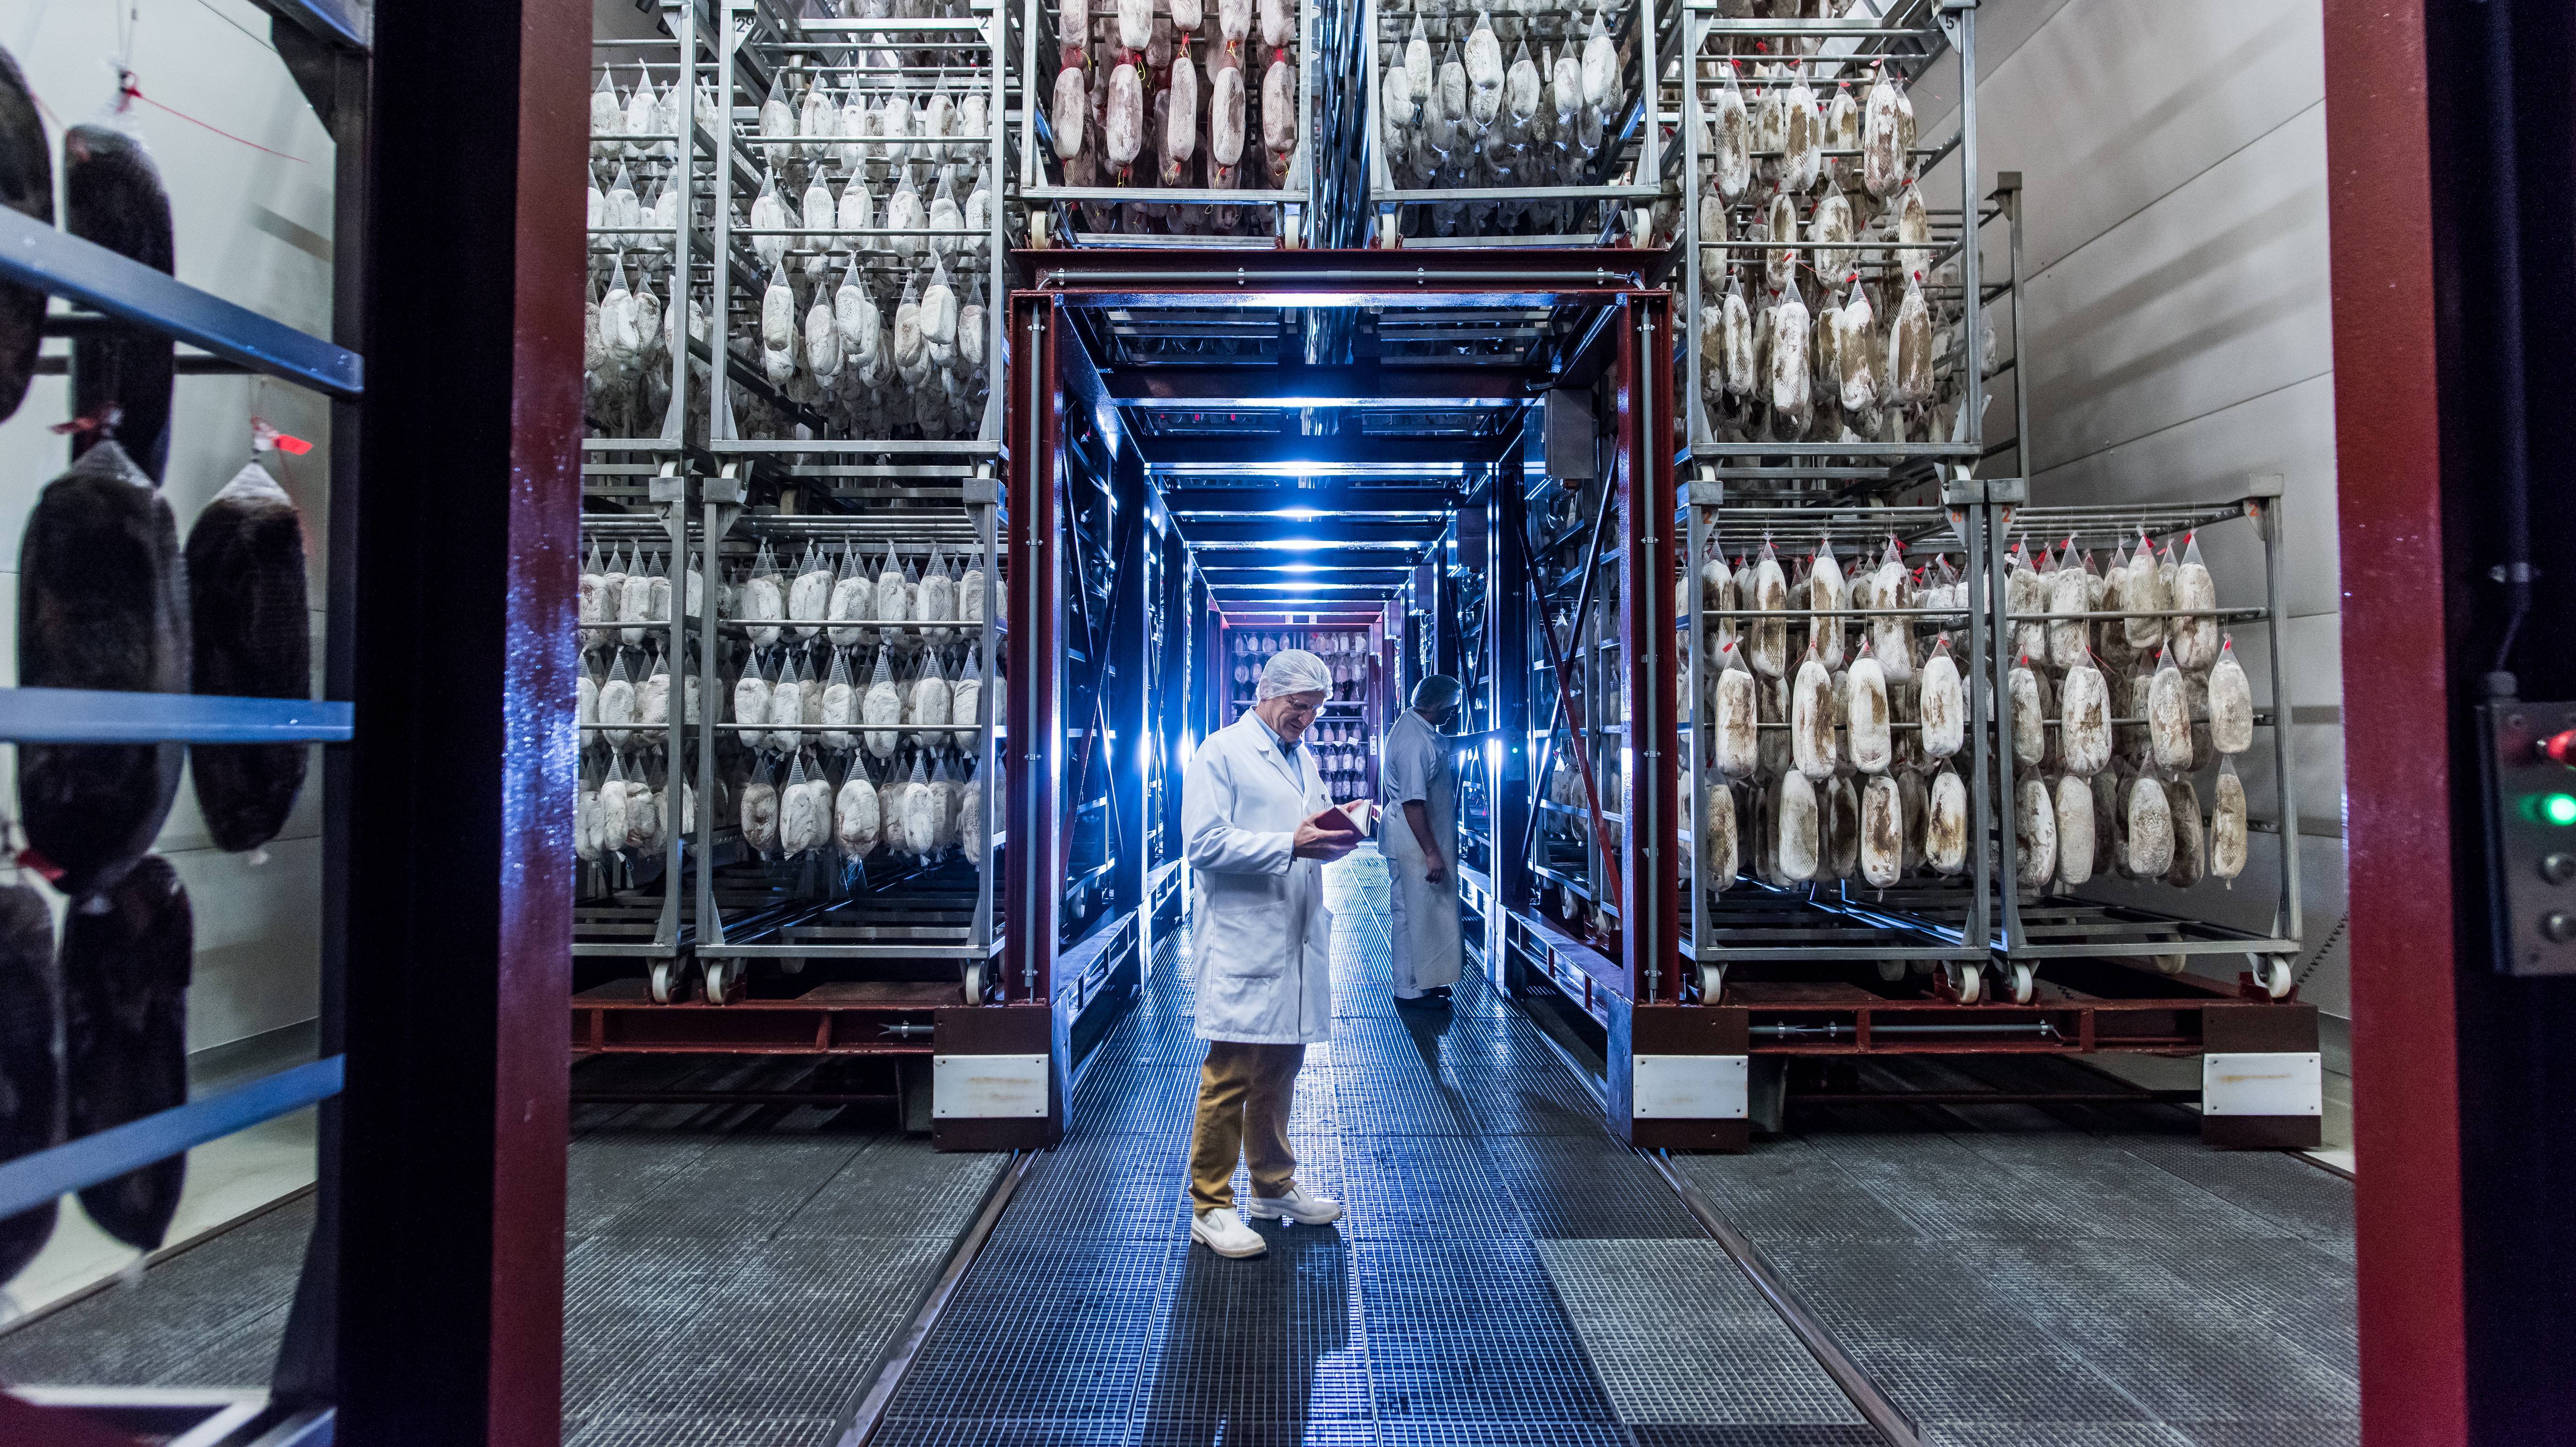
[
  {"xmin": 2322, "ymin": 2, "xmax": 2470, "ymax": 1442},
  {"xmin": 323, "ymin": 1, "xmax": 585, "ymax": 1441}
]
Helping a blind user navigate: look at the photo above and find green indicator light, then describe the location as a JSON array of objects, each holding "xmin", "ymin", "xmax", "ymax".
[{"xmin": 2544, "ymin": 794, "xmax": 2576, "ymax": 827}]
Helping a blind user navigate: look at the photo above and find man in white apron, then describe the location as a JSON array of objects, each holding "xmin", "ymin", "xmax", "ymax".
[
  {"xmin": 1381, "ymin": 675, "xmax": 1465, "ymax": 1006},
  {"xmin": 1179, "ymin": 649, "xmax": 1361, "ymax": 1258}
]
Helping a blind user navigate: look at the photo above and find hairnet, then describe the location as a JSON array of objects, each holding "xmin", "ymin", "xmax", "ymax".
[
  {"xmin": 1411, "ymin": 675, "xmax": 1464, "ymax": 710},
  {"xmin": 1256, "ymin": 648, "xmax": 1333, "ymax": 701}
]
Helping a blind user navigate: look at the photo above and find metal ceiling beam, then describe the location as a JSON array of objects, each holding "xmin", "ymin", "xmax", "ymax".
[
  {"xmin": 1159, "ymin": 485, "xmax": 1456, "ymax": 515},
  {"xmin": 1107, "ymin": 366, "xmax": 1532, "ymax": 409},
  {"xmin": 1133, "ymin": 433, "xmax": 1512, "ymax": 473},
  {"xmin": 1207, "ymin": 578, "xmax": 1403, "ymax": 591},
  {"xmin": 1203, "ymin": 563, "xmax": 1417, "ymax": 574},
  {"xmin": 1181, "ymin": 523, "xmax": 1442, "ymax": 546}
]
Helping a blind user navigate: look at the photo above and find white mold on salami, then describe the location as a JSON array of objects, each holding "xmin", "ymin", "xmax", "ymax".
[
  {"xmin": 1824, "ymin": 773, "xmax": 1858, "ymax": 881},
  {"xmin": 2055, "ymin": 775, "xmax": 2094, "ymax": 887},
  {"xmin": 1926, "ymin": 765, "xmax": 1967, "ymax": 876},
  {"xmin": 1860, "ymin": 773, "xmax": 1901, "ymax": 888},
  {"xmin": 2123, "ymin": 772, "xmax": 2173, "ymax": 878},
  {"xmin": 2211, "ymin": 757, "xmax": 2247, "ymax": 882},
  {"xmin": 1918, "ymin": 635, "xmax": 1962, "ymax": 759},
  {"xmin": 2008, "ymin": 655, "xmax": 2043, "ymax": 770},
  {"xmin": 1713, "ymin": 642, "xmax": 1759, "ymax": 778},
  {"xmin": 2015, "ymin": 776, "xmax": 2056, "ymax": 889},
  {"xmin": 1777, "ymin": 770, "xmax": 1820, "ymax": 882},
  {"xmin": 2060, "ymin": 653, "xmax": 2111, "ymax": 778},
  {"xmin": 1703, "ymin": 779, "xmax": 1737, "ymax": 893},
  {"xmin": 1847, "ymin": 646, "xmax": 1890, "ymax": 775},
  {"xmin": 2148, "ymin": 649, "xmax": 2192, "ymax": 772},
  {"xmin": 2163, "ymin": 775, "xmax": 2205, "ymax": 888},
  {"xmin": 1791, "ymin": 648, "xmax": 1834, "ymax": 780},
  {"xmin": 2208, "ymin": 634, "xmax": 2253, "ymax": 755}
]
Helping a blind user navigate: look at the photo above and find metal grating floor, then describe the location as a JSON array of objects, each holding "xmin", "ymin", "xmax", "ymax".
[
  {"xmin": 0, "ymin": 849, "xmax": 2363, "ymax": 1447},
  {"xmin": 1676, "ymin": 1056, "xmax": 2361, "ymax": 1447},
  {"xmin": 875, "ymin": 847, "xmax": 1859, "ymax": 1446},
  {"xmin": 0, "ymin": 1055, "xmax": 1007, "ymax": 1447}
]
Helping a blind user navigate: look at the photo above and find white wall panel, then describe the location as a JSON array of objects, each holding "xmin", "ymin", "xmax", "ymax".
[
  {"xmin": 2020, "ymin": 106, "xmax": 2333, "ymax": 475},
  {"xmin": 2029, "ymin": 371, "xmax": 2340, "ymax": 617},
  {"xmin": 1958, "ymin": 0, "xmax": 2349, "ymax": 1026},
  {"xmin": 1924, "ymin": 0, "xmax": 2325, "ymax": 279}
]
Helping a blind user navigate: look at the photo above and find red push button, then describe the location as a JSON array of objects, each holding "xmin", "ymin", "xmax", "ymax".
[{"xmin": 2542, "ymin": 729, "xmax": 2576, "ymax": 764}]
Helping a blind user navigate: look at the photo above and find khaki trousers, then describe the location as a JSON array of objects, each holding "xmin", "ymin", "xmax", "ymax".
[{"xmin": 1187, "ymin": 1040, "xmax": 1305, "ymax": 1212}]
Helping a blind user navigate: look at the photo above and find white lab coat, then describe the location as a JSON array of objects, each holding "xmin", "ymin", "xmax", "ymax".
[{"xmin": 1182, "ymin": 712, "xmax": 1336, "ymax": 1045}]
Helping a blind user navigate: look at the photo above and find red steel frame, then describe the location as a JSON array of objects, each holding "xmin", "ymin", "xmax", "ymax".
[{"xmin": 2321, "ymin": 4, "xmax": 2468, "ymax": 1443}]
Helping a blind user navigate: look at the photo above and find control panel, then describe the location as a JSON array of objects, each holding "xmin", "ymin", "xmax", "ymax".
[{"xmin": 2478, "ymin": 701, "xmax": 2576, "ymax": 975}]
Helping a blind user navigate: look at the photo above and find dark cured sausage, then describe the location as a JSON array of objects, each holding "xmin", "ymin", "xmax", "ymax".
[
  {"xmin": 18, "ymin": 440, "xmax": 189, "ymax": 904},
  {"xmin": 186, "ymin": 462, "xmax": 311, "ymax": 853},
  {"xmin": 64, "ymin": 123, "xmax": 176, "ymax": 483},
  {"xmin": 65, "ymin": 854, "xmax": 191, "ymax": 1253},
  {"xmin": 0, "ymin": 880, "xmax": 59, "ymax": 1284},
  {"xmin": 0, "ymin": 45, "xmax": 51, "ymax": 424}
]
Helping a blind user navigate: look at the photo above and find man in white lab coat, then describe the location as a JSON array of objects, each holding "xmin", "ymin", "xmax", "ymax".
[
  {"xmin": 1381, "ymin": 675, "xmax": 1464, "ymax": 1006},
  {"xmin": 1180, "ymin": 648, "xmax": 1360, "ymax": 1258}
]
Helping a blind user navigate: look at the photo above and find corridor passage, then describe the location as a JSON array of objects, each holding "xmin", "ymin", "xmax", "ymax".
[{"xmin": 872, "ymin": 847, "xmax": 1870, "ymax": 1446}]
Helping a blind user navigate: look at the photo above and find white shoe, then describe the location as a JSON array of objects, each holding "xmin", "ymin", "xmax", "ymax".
[
  {"xmin": 1244, "ymin": 1186, "xmax": 1344, "ymax": 1226},
  {"xmin": 1192, "ymin": 1209, "xmax": 1268, "ymax": 1258}
]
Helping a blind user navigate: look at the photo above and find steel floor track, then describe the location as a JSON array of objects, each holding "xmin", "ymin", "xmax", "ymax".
[{"xmin": 873, "ymin": 846, "xmax": 1865, "ymax": 1447}]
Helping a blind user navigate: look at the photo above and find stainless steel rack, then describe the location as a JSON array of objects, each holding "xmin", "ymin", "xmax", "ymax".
[
  {"xmin": 1016, "ymin": 0, "xmax": 1318, "ymax": 245},
  {"xmin": 708, "ymin": 0, "xmax": 1006, "ymax": 454},
  {"xmin": 1678, "ymin": 497, "xmax": 1999, "ymax": 999},
  {"xmin": 1981, "ymin": 488, "xmax": 2304, "ymax": 1001},
  {"xmin": 1671, "ymin": 1, "xmax": 2026, "ymax": 497},
  {"xmin": 575, "ymin": 479, "xmax": 1008, "ymax": 1009},
  {"xmin": 1663, "ymin": 486, "xmax": 2306, "ymax": 1009},
  {"xmin": 1365, "ymin": 0, "xmax": 1668, "ymax": 246}
]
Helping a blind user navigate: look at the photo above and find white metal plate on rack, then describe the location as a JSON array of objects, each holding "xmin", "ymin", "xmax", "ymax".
[
  {"xmin": 933, "ymin": 1054, "xmax": 1051, "ymax": 1118},
  {"xmin": 1632, "ymin": 1054, "xmax": 1749, "ymax": 1120},
  {"xmin": 2201, "ymin": 1053, "xmax": 2323, "ymax": 1117}
]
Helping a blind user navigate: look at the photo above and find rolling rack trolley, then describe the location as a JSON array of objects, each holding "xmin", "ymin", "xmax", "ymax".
[
  {"xmin": 1365, "ymin": 0, "xmax": 1672, "ymax": 246},
  {"xmin": 1016, "ymin": 0, "xmax": 1319, "ymax": 246},
  {"xmin": 1469, "ymin": 0, "xmax": 2316, "ymax": 1149},
  {"xmin": 564, "ymin": 0, "xmax": 1058, "ymax": 1150}
]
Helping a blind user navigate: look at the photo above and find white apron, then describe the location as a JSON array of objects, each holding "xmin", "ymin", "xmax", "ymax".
[{"xmin": 1382, "ymin": 712, "xmax": 1463, "ymax": 993}]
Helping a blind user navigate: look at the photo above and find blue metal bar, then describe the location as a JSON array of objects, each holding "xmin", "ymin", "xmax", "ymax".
[
  {"xmin": 250, "ymin": 0, "xmax": 369, "ymax": 52},
  {"xmin": 0, "ymin": 1057, "xmax": 343, "ymax": 1222},
  {"xmin": 0, "ymin": 689, "xmax": 353, "ymax": 744},
  {"xmin": 0, "ymin": 209, "xmax": 363, "ymax": 398}
]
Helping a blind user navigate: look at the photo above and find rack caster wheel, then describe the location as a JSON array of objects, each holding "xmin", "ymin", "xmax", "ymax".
[
  {"xmin": 1940, "ymin": 962, "xmax": 1982, "ymax": 1004},
  {"xmin": 703, "ymin": 959, "xmax": 742, "ymax": 1006},
  {"xmin": 2249, "ymin": 955, "xmax": 2294, "ymax": 1000},
  {"xmin": 1699, "ymin": 963, "xmax": 1725, "ymax": 1002},
  {"xmin": 1876, "ymin": 959, "xmax": 1907, "ymax": 982},
  {"xmin": 2007, "ymin": 963, "xmax": 2035, "ymax": 1005},
  {"xmin": 649, "ymin": 959, "xmax": 680, "ymax": 1004},
  {"xmin": 963, "ymin": 963, "xmax": 983, "ymax": 1005}
]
